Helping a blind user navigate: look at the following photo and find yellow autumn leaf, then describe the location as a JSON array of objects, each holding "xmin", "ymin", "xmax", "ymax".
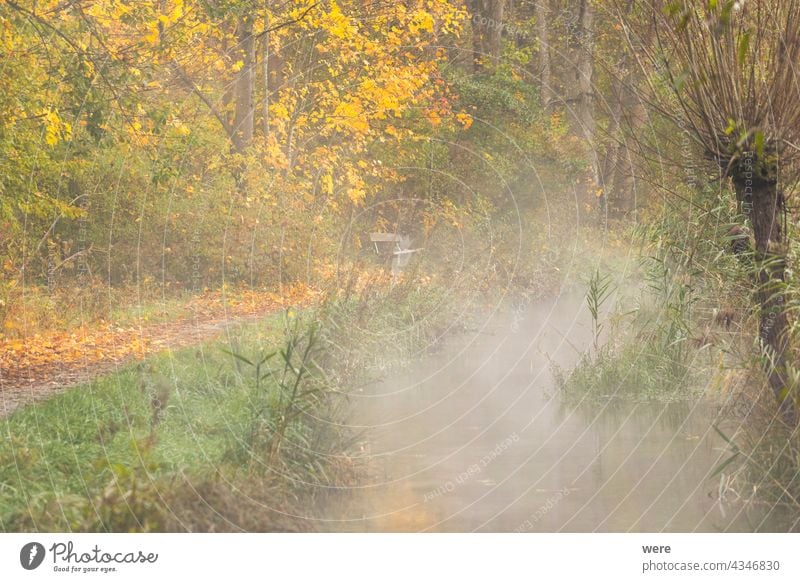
[
  {"xmin": 43, "ymin": 109, "xmax": 70, "ymax": 145},
  {"xmin": 414, "ymin": 10, "xmax": 435, "ymax": 33},
  {"xmin": 321, "ymin": 173, "xmax": 334, "ymax": 194},
  {"xmin": 175, "ymin": 123, "xmax": 191, "ymax": 136},
  {"xmin": 86, "ymin": 3, "xmax": 106, "ymax": 19},
  {"xmin": 144, "ymin": 27, "xmax": 159, "ymax": 45},
  {"xmin": 456, "ymin": 111, "xmax": 473, "ymax": 129},
  {"xmin": 327, "ymin": 0, "xmax": 354, "ymax": 39},
  {"xmin": 331, "ymin": 100, "xmax": 369, "ymax": 134},
  {"xmin": 426, "ymin": 109, "xmax": 442, "ymax": 127},
  {"xmin": 348, "ymin": 187, "xmax": 366, "ymax": 205}
]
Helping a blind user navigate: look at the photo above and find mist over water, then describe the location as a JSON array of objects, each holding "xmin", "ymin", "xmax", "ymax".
[{"xmin": 322, "ymin": 289, "xmax": 782, "ymax": 532}]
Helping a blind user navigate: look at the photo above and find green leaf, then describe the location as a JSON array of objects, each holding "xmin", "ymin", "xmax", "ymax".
[
  {"xmin": 257, "ymin": 351, "xmax": 277, "ymax": 366},
  {"xmin": 712, "ymin": 424, "xmax": 735, "ymax": 446},
  {"xmin": 737, "ymin": 31, "xmax": 751, "ymax": 64},
  {"xmin": 720, "ymin": 0, "xmax": 735, "ymax": 25},
  {"xmin": 220, "ymin": 348, "xmax": 253, "ymax": 367},
  {"xmin": 711, "ymin": 452, "xmax": 739, "ymax": 477},
  {"xmin": 724, "ymin": 118, "xmax": 736, "ymax": 136},
  {"xmin": 672, "ymin": 70, "xmax": 689, "ymax": 92},
  {"xmin": 754, "ymin": 130, "xmax": 765, "ymax": 159},
  {"xmin": 665, "ymin": 1, "xmax": 684, "ymax": 18}
]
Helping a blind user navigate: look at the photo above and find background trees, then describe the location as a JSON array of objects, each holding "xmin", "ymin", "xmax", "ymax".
[
  {"xmin": 3, "ymin": 0, "xmax": 799, "ymax": 420},
  {"xmin": 0, "ymin": 0, "xmax": 468, "ymax": 294}
]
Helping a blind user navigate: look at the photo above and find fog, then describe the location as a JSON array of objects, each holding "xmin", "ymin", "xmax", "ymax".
[{"xmin": 321, "ymin": 287, "xmax": 782, "ymax": 532}]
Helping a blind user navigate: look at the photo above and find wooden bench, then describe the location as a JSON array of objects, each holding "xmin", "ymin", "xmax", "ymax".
[
  {"xmin": 370, "ymin": 233, "xmax": 407, "ymax": 254},
  {"xmin": 369, "ymin": 233, "xmax": 422, "ymax": 275}
]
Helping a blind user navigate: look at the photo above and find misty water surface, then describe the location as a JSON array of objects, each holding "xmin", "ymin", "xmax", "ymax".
[{"xmin": 322, "ymin": 290, "xmax": 785, "ymax": 532}]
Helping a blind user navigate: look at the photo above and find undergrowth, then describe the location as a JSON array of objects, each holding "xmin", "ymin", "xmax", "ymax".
[{"xmin": 554, "ymin": 257, "xmax": 702, "ymax": 402}]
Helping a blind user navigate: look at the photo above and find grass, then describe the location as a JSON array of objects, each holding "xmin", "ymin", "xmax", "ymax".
[
  {"xmin": 0, "ymin": 309, "xmax": 359, "ymax": 531},
  {"xmin": 711, "ymin": 396, "xmax": 800, "ymax": 532},
  {"xmin": 555, "ymin": 266, "xmax": 702, "ymax": 403},
  {"xmin": 554, "ymin": 204, "xmax": 749, "ymax": 404},
  {"xmin": 555, "ymin": 340, "xmax": 699, "ymax": 403},
  {"xmin": 0, "ymin": 266, "xmax": 475, "ymax": 531}
]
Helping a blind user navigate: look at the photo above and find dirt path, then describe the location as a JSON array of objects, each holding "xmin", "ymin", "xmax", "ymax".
[{"xmin": 0, "ymin": 285, "xmax": 315, "ymax": 417}]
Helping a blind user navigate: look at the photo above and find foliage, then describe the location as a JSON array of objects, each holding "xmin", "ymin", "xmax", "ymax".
[
  {"xmin": 556, "ymin": 276, "xmax": 698, "ymax": 402},
  {"xmin": 0, "ymin": 0, "xmax": 471, "ymax": 297},
  {"xmin": 587, "ymin": 268, "xmax": 613, "ymax": 352}
]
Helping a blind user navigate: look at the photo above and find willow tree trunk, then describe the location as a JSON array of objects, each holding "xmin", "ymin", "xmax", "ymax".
[{"xmin": 733, "ymin": 163, "xmax": 795, "ymax": 422}]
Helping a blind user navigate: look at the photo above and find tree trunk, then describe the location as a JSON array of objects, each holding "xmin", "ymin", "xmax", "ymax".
[
  {"xmin": 733, "ymin": 165, "xmax": 795, "ymax": 422},
  {"xmin": 220, "ymin": 31, "xmax": 234, "ymax": 125},
  {"xmin": 576, "ymin": 0, "xmax": 595, "ymax": 155},
  {"xmin": 574, "ymin": 0, "xmax": 598, "ymax": 199},
  {"xmin": 232, "ymin": 16, "xmax": 255, "ymax": 154},
  {"xmin": 600, "ymin": 66, "xmax": 624, "ymax": 212},
  {"xmin": 262, "ymin": 24, "xmax": 270, "ymax": 139},
  {"xmin": 606, "ymin": 0, "xmax": 646, "ymax": 216},
  {"xmin": 466, "ymin": 0, "xmax": 486, "ymax": 72},
  {"xmin": 465, "ymin": 0, "xmax": 506, "ymax": 71},
  {"xmin": 534, "ymin": 0, "xmax": 552, "ymax": 111},
  {"xmin": 485, "ymin": 0, "xmax": 506, "ymax": 65},
  {"xmin": 603, "ymin": 57, "xmax": 645, "ymax": 216},
  {"xmin": 267, "ymin": 32, "xmax": 285, "ymax": 94},
  {"xmin": 611, "ymin": 85, "xmax": 645, "ymax": 215}
]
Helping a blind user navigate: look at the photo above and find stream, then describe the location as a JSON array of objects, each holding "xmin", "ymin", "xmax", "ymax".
[{"xmin": 324, "ymin": 290, "xmax": 786, "ymax": 532}]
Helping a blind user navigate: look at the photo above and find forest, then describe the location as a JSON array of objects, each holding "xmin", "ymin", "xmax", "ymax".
[{"xmin": 1, "ymin": 0, "xmax": 799, "ymax": 532}]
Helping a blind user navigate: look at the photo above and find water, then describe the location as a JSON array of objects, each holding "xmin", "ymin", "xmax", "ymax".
[{"xmin": 323, "ymin": 291, "xmax": 785, "ymax": 532}]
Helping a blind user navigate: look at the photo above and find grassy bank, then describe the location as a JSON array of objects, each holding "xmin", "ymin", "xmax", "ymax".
[
  {"xmin": 1, "ymin": 310, "xmax": 340, "ymax": 531},
  {"xmin": 0, "ymin": 259, "xmax": 481, "ymax": 532}
]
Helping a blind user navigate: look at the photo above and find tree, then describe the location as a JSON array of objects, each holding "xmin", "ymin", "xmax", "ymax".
[
  {"xmin": 553, "ymin": 0, "xmax": 598, "ymax": 200},
  {"xmin": 630, "ymin": 0, "xmax": 800, "ymax": 419},
  {"xmin": 534, "ymin": 0, "xmax": 553, "ymax": 111},
  {"xmin": 574, "ymin": 0, "xmax": 595, "ymax": 145},
  {"xmin": 465, "ymin": 0, "xmax": 508, "ymax": 71},
  {"xmin": 574, "ymin": 0, "xmax": 597, "ymax": 190},
  {"xmin": 598, "ymin": 0, "xmax": 647, "ymax": 215},
  {"xmin": 231, "ymin": 14, "xmax": 256, "ymax": 153}
]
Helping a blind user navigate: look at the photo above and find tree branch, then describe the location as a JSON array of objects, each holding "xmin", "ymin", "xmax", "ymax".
[
  {"xmin": 255, "ymin": 2, "xmax": 319, "ymax": 39},
  {"xmin": 170, "ymin": 60, "xmax": 233, "ymax": 138}
]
